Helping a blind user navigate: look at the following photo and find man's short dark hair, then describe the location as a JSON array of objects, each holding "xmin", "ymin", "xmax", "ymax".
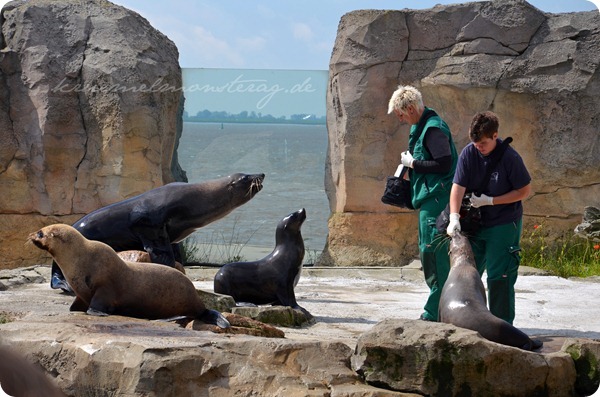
[{"xmin": 469, "ymin": 111, "xmax": 499, "ymax": 142}]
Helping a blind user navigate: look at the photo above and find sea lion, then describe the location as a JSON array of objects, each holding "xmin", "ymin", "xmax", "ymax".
[
  {"xmin": 0, "ymin": 345, "xmax": 67, "ymax": 397},
  {"xmin": 30, "ymin": 224, "xmax": 229, "ymax": 328},
  {"xmin": 213, "ymin": 208, "xmax": 310, "ymax": 316},
  {"xmin": 50, "ymin": 172, "xmax": 265, "ymax": 291},
  {"xmin": 439, "ymin": 231, "xmax": 542, "ymax": 351}
]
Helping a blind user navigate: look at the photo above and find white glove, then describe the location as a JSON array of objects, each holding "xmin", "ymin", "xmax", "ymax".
[
  {"xmin": 401, "ymin": 151, "xmax": 414, "ymax": 168},
  {"xmin": 470, "ymin": 194, "xmax": 494, "ymax": 208},
  {"xmin": 446, "ymin": 213, "xmax": 461, "ymax": 236}
]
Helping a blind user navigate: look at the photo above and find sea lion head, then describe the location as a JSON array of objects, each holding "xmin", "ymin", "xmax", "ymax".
[
  {"xmin": 227, "ymin": 173, "xmax": 265, "ymax": 200},
  {"xmin": 448, "ymin": 231, "xmax": 476, "ymax": 269},
  {"xmin": 275, "ymin": 208, "xmax": 306, "ymax": 243},
  {"xmin": 28, "ymin": 224, "xmax": 79, "ymax": 255}
]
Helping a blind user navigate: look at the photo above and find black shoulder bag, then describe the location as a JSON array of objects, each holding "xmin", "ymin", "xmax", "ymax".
[
  {"xmin": 435, "ymin": 137, "xmax": 513, "ymax": 234},
  {"xmin": 381, "ymin": 165, "xmax": 414, "ymax": 209}
]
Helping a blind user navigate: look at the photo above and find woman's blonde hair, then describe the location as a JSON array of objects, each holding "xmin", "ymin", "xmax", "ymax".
[{"xmin": 387, "ymin": 85, "xmax": 424, "ymax": 114}]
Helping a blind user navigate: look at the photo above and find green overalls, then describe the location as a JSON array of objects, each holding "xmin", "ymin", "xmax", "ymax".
[{"xmin": 408, "ymin": 109, "xmax": 457, "ymax": 321}]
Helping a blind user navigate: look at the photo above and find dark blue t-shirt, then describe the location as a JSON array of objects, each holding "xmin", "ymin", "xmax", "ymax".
[{"xmin": 453, "ymin": 139, "xmax": 531, "ymax": 227}]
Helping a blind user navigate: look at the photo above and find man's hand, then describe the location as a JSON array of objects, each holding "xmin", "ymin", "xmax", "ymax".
[
  {"xmin": 401, "ymin": 151, "xmax": 414, "ymax": 168},
  {"xmin": 470, "ymin": 194, "xmax": 494, "ymax": 208},
  {"xmin": 446, "ymin": 213, "xmax": 461, "ymax": 236}
]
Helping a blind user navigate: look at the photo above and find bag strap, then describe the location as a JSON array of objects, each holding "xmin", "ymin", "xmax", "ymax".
[
  {"xmin": 407, "ymin": 108, "xmax": 438, "ymax": 155},
  {"xmin": 393, "ymin": 109, "xmax": 438, "ymax": 179},
  {"xmin": 393, "ymin": 164, "xmax": 409, "ymax": 178},
  {"xmin": 474, "ymin": 137, "xmax": 513, "ymax": 195}
]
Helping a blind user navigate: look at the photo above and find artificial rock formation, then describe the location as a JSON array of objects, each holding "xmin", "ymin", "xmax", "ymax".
[
  {"xmin": 352, "ymin": 319, "xmax": 599, "ymax": 397},
  {"xmin": 0, "ymin": 268, "xmax": 413, "ymax": 397},
  {"xmin": 0, "ymin": 0, "xmax": 185, "ymax": 269},
  {"xmin": 322, "ymin": 0, "xmax": 600, "ymax": 266},
  {"xmin": 1, "ymin": 271, "xmax": 598, "ymax": 397}
]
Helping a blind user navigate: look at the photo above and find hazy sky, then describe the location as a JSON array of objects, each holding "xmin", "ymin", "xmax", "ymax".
[
  {"xmin": 0, "ymin": 1, "xmax": 597, "ymax": 70},
  {"xmin": 103, "ymin": 1, "xmax": 597, "ymax": 69}
]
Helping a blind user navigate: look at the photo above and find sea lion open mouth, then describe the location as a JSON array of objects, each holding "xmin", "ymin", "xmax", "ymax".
[{"xmin": 248, "ymin": 173, "xmax": 265, "ymax": 197}]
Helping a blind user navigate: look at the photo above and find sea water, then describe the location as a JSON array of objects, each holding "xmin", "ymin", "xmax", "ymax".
[{"xmin": 177, "ymin": 122, "xmax": 330, "ymax": 262}]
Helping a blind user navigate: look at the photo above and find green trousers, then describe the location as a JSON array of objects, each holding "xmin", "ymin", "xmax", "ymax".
[
  {"xmin": 470, "ymin": 219, "xmax": 523, "ymax": 324},
  {"xmin": 418, "ymin": 197, "xmax": 450, "ymax": 321}
]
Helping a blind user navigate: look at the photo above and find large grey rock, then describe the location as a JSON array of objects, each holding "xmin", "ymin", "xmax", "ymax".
[
  {"xmin": 1, "ymin": 267, "xmax": 597, "ymax": 397},
  {"xmin": 0, "ymin": 283, "xmax": 412, "ymax": 397},
  {"xmin": 352, "ymin": 319, "xmax": 578, "ymax": 396},
  {"xmin": 322, "ymin": 0, "xmax": 600, "ymax": 266},
  {"xmin": 0, "ymin": 0, "xmax": 184, "ymax": 269}
]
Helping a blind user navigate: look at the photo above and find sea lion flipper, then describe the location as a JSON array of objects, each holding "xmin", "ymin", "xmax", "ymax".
[
  {"xmin": 69, "ymin": 296, "xmax": 89, "ymax": 312},
  {"xmin": 86, "ymin": 307, "xmax": 109, "ymax": 316},
  {"xmin": 87, "ymin": 292, "xmax": 112, "ymax": 316},
  {"xmin": 199, "ymin": 309, "xmax": 230, "ymax": 329},
  {"xmin": 529, "ymin": 338, "xmax": 544, "ymax": 351},
  {"xmin": 136, "ymin": 231, "xmax": 176, "ymax": 266},
  {"xmin": 50, "ymin": 262, "xmax": 74, "ymax": 293},
  {"xmin": 292, "ymin": 304, "xmax": 314, "ymax": 320},
  {"xmin": 235, "ymin": 302, "xmax": 258, "ymax": 307}
]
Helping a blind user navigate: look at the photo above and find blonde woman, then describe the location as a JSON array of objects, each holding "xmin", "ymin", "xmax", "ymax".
[{"xmin": 388, "ymin": 85, "xmax": 458, "ymax": 321}]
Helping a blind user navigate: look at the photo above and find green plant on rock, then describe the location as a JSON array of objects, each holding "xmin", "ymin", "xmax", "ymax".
[
  {"xmin": 0, "ymin": 312, "xmax": 13, "ymax": 324},
  {"xmin": 521, "ymin": 222, "xmax": 600, "ymax": 278},
  {"xmin": 180, "ymin": 216, "xmax": 259, "ymax": 264}
]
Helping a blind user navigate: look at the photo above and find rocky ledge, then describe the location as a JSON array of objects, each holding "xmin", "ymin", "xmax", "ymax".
[{"xmin": 0, "ymin": 266, "xmax": 599, "ymax": 396}]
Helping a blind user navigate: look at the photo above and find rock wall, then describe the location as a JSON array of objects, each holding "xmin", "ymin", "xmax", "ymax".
[
  {"xmin": 321, "ymin": 0, "xmax": 600, "ymax": 266},
  {"xmin": 0, "ymin": 0, "xmax": 184, "ymax": 268}
]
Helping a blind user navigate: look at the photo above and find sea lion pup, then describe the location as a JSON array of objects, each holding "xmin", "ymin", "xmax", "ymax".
[
  {"xmin": 439, "ymin": 231, "xmax": 542, "ymax": 351},
  {"xmin": 50, "ymin": 172, "xmax": 265, "ymax": 291},
  {"xmin": 0, "ymin": 345, "xmax": 67, "ymax": 397},
  {"xmin": 30, "ymin": 224, "xmax": 229, "ymax": 328},
  {"xmin": 214, "ymin": 208, "xmax": 310, "ymax": 317}
]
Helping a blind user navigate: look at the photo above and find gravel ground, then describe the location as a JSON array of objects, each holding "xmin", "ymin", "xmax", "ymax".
[
  {"xmin": 190, "ymin": 265, "xmax": 600, "ymax": 350},
  {"xmin": 2, "ymin": 264, "xmax": 598, "ymax": 353}
]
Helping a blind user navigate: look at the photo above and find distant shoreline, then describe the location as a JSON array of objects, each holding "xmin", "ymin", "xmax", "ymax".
[{"xmin": 182, "ymin": 118, "xmax": 326, "ymax": 126}]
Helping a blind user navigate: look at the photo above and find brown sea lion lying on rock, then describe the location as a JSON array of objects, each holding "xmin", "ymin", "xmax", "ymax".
[{"xmin": 30, "ymin": 224, "xmax": 229, "ymax": 328}]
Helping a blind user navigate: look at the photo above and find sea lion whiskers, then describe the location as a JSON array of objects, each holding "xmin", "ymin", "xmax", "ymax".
[
  {"xmin": 431, "ymin": 232, "xmax": 451, "ymax": 254},
  {"xmin": 249, "ymin": 179, "xmax": 260, "ymax": 196},
  {"xmin": 252, "ymin": 174, "xmax": 264, "ymax": 191}
]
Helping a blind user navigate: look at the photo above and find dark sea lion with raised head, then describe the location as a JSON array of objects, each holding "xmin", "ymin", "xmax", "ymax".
[
  {"xmin": 439, "ymin": 231, "xmax": 542, "ymax": 351},
  {"xmin": 214, "ymin": 208, "xmax": 310, "ymax": 316},
  {"xmin": 51, "ymin": 173, "xmax": 264, "ymax": 291},
  {"xmin": 31, "ymin": 224, "xmax": 229, "ymax": 328}
]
